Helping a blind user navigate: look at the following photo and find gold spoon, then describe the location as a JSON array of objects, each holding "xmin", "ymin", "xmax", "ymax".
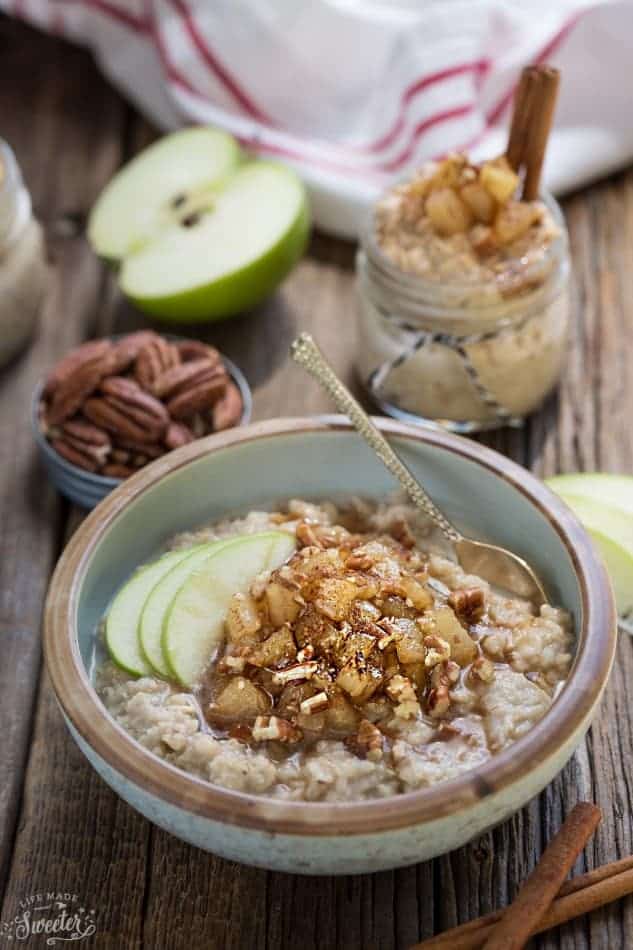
[{"xmin": 291, "ymin": 333, "xmax": 547, "ymax": 606}]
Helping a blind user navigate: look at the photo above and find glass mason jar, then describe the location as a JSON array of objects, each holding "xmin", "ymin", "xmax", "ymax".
[
  {"xmin": 0, "ymin": 139, "xmax": 49, "ymax": 368},
  {"xmin": 355, "ymin": 193, "xmax": 570, "ymax": 431}
]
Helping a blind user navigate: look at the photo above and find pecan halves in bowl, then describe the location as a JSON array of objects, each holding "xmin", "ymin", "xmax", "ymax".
[
  {"xmin": 46, "ymin": 344, "xmax": 116, "ymax": 425},
  {"xmin": 134, "ymin": 337, "xmax": 180, "ymax": 390},
  {"xmin": 166, "ymin": 367, "xmax": 228, "ymax": 420},
  {"xmin": 37, "ymin": 332, "xmax": 248, "ymax": 486},
  {"xmin": 212, "ymin": 381, "xmax": 244, "ymax": 431}
]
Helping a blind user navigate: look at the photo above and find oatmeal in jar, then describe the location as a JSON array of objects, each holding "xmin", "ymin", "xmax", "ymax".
[
  {"xmin": 356, "ymin": 153, "xmax": 570, "ymax": 430},
  {"xmin": 97, "ymin": 498, "xmax": 574, "ymax": 802}
]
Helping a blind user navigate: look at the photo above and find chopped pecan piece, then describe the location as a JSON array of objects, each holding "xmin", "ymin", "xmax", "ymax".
[
  {"xmin": 251, "ymin": 716, "xmax": 302, "ymax": 743},
  {"xmin": 346, "ymin": 719, "xmax": 384, "ymax": 761},
  {"xmin": 299, "ymin": 691, "xmax": 329, "ymax": 715},
  {"xmin": 469, "ymin": 656, "xmax": 495, "ymax": 683},
  {"xmin": 423, "ymin": 634, "xmax": 451, "ymax": 668},
  {"xmin": 272, "ymin": 661, "xmax": 318, "ymax": 685},
  {"xmin": 448, "ymin": 587, "xmax": 486, "ymax": 625},
  {"xmin": 385, "ymin": 674, "xmax": 420, "ymax": 719}
]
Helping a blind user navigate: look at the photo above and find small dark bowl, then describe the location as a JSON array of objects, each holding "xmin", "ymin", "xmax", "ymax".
[{"xmin": 32, "ymin": 348, "xmax": 252, "ymax": 509}]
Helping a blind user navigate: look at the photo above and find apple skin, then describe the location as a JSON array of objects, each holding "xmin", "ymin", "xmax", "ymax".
[
  {"xmin": 121, "ymin": 192, "xmax": 310, "ymax": 323},
  {"xmin": 546, "ymin": 475, "xmax": 633, "ymax": 615}
]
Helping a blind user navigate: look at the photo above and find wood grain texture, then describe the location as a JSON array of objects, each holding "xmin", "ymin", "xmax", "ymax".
[{"xmin": 1, "ymin": 13, "xmax": 632, "ymax": 950}]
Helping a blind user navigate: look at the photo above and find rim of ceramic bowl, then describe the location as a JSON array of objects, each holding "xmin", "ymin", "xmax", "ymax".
[
  {"xmin": 31, "ymin": 347, "xmax": 253, "ymax": 489},
  {"xmin": 44, "ymin": 416, "xmax": 617, "ymax": 836}
]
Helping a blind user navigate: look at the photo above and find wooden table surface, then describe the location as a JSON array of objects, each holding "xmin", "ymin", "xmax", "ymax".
[{"xmin": 2, "ymin": 15, "xmax": 633, "ymax": 950}]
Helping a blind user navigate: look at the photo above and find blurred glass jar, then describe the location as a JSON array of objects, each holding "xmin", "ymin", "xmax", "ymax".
[
  {"xmin": 0, "ymin": 139, "xmax": 49, "ymax": 368},
  {"xmin": 355, "ymin": 193, "xmax": 570, "ymax": 432}
]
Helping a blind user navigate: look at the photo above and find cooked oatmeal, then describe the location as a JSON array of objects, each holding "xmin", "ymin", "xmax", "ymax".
[{"xmin": 97, "ymin": 498, "xmax": 573, "ymax": 801}]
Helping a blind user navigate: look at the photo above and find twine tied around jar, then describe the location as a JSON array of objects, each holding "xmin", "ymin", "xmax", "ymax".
[{"xmin": 366, "ymin": 309, "xmax": 526, "ymax": 428}]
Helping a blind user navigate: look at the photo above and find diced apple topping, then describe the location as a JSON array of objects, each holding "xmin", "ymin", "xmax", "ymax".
[
  {"xmin": 480, "ymin": 157, "xmax": 520, "ymax": 204},
  {"xmin": 494, "ymin": 200, "xmax": 542, "ymax": 244},
  {"xmin": 377, "ymin": 150, "xmax": 546, "ymax": 253},
  {"xmin": 460, "ymin": 181, "xmax": 496, "ymax": 224},
  {"xmin": 208, "ymin": 512, "xmax": 491, "ymax": 754},
  {"xmin": 225, "ymin": 592, "xmax": 262, "ymax": 643},
  {"xmin": 426, "ymin": 188, "xmax": 473, "ymax": 237}
]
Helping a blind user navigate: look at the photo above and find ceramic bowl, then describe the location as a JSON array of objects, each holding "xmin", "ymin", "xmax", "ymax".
[
  {"xmin": 44, "ymin": 417, "xmax": 616, "ymax": 875},
  {"xmin": 32, "ymin": 350, "xmax": 252, "ymax": 510}
]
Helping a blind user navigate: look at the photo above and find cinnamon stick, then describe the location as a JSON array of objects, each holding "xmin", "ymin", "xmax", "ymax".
[
  {"xmin": 506, "ymin": 68, "xmax": 537, "ymax": 171},
  {"xmin": 482, "ymin": 802, "xmax": 600, "ymax": 949},
  {"xmin": 412, "ymin": 856, "xmax": 633, "ymax": 949},
  {"xmin": 521, "ymin": 66, "xmax": 560, "ymax": 200}
]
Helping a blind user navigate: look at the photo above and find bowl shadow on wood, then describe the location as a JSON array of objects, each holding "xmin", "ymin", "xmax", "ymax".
[{"xmin": 109, "ymin": 290, "xmax": 296, "ymax": 390}]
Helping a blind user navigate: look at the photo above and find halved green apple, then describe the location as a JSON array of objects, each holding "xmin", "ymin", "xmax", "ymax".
[
  {"xmin": 88, "ymin": 127, "xmax": 310, "ymax": 322},
  {"xmin": 88, "ymin": 127, "xmax": 240, "ymax": 261},
  {"xmin": 105, "ymin": 545, "xmax": 203, "ymax": 676},
  {"xmin": 546, "ymin": 474, "xmax": 633, "ymax": 616},
  {"xmin": 163, "ymin": 531, "xmax": 296, "ymax": 687},
  {"xmin": 120, "ymin": 161, "xmax": 309, "ymax": 321},
  {"xmin": 139, "ymin": 540, "xmax": 230, "ymax": 676}
]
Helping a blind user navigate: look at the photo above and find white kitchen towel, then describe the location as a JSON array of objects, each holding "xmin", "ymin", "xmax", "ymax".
[{"xmin": 4, "ymin": 0, "xmax": 633, "ymax": 236}]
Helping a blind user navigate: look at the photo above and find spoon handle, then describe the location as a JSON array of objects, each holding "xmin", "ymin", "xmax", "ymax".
[{"xmin": 291, "ymin": 333, "xmax": 462, "ymax": 543}]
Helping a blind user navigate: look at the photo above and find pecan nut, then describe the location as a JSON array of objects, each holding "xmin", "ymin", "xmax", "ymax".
[
  {"xmin": 176, "ymin": 340, "xmax": 220, "ymax": 363},
  {"xmin": 152, "ymin": 358, "xmax": 221, "ymax": 399},
  {"xmin": 46, "ymin": 345, "xmax": 116, "ymax": 425},
  {"xmin": 60, "ymin": 418, "xmax": 111, "ymax": 447},
  {"xmin": 164, "ymin": 421, "xmax": 195, "ymax": 450},
  {"xmin": 103, "ymin": 462, "xmax": 136, "ymax": 478},
  {"xmin": 109, "ymin": 331, "xmax": 159, "ymax": 376},
  {"xmin": 83, "ymin": 397, "xmax": 161, "ymax": 444},
  {"xmin": 448, "ymin": 588, "xmax": 486, "ymax": 625},
  {"xmin": 51, "ymin": 437, "xmax": 100, "ymax": 473},
  {"xmin": 212, "ymin": 381, "xmax": 243, "ymax": 431},
  {"xmin": 42, "ymin": 340, "xmax": 112, "ymax": 399},
  {"xmin": 116, "ymin": 438, "xmax": 164, "ymax": 459},
  {"xmin": 134, "ymin": 337, "xmax": 180, "ymax": 390},
  {"xmin": 166, "ymin": 367, "xmax": 227, "ymax": 420},
  {"xmin": 345, "ymin": 719, "xmax": 384, "ymax": 761}
]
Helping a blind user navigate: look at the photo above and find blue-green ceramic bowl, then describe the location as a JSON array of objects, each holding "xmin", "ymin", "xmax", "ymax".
[{"xmin": 43, "ymin": 417, "xmax": 616, "ymax": 874}]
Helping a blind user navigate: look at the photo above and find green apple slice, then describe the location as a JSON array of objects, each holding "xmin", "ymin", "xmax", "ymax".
[
  {"xmin": 546, "ymin": 477, "xmax": 633, "ymax": 615},
  {"xmin": 119, "ymin": 161, "xmax": 309, "ymax": 322},
  {"xmin": 106, "ymin": 545, "xmax": 203, "ymax": 676},
  {"xmin": 547, "ymin": 474, "xmax": 633, "ymax": 518},
  {"xmin": 88, "ymin": 127, "xmax": 241, "ymax": 261},
  {"xmin": 139, "ymin": 540, "xmax": 230, "ymax": 676},
  {"xmin": 164, "ymin": 530, "xmax": 296, "ymax": 687}
]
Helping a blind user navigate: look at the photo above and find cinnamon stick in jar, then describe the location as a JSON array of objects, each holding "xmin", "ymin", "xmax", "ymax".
[{"xmin": 522, "ymin": 66, "xmax": 560, "ymax": 200}]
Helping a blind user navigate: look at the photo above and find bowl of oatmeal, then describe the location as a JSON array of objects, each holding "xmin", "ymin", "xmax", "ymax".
[{"xmin": 44, "ymin": 417, "xmax": 615, "ymax": 874}]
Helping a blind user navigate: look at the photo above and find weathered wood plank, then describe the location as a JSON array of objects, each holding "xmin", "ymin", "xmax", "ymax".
[
  {"xmin": 0, "ymin": 17, "xmax": 149, "ymax": 949},
  {"xmin": 0, "ymin": 16, "xmax": 128, "ymax": 897}
]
